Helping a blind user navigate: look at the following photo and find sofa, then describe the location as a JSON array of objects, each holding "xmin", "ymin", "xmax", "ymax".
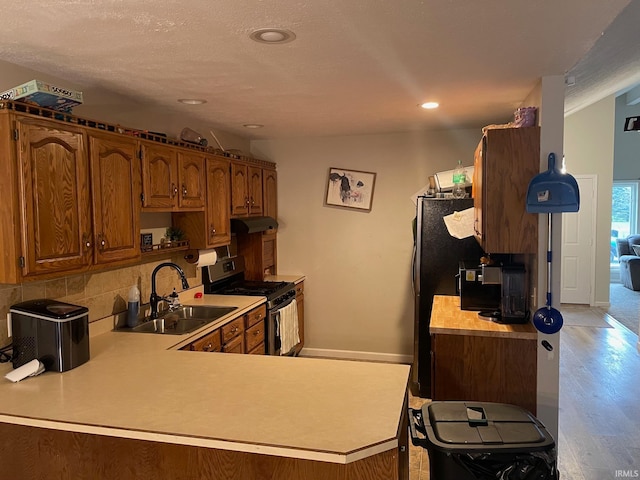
[{"xmin": 616, "ymin": 234, "xmax": 640, "ymax": 290}]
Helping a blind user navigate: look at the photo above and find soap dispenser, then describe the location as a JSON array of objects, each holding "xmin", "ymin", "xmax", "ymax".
[{"xmin": 126, "ymin": 285, "xmax": 140, "ymax": 328}]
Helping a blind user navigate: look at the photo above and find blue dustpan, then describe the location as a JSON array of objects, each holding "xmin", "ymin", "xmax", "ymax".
[{"xmin": 526, "ymin": 153, "xmax": 580, "ymax": 213}]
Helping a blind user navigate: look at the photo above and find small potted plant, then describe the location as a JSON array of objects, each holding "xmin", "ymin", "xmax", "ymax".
[{"xmin": 165, "ymin": 226, "xmax": 185, "ymax": 247}]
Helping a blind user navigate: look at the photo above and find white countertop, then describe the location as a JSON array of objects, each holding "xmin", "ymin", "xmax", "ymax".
[
  {"xmin": 264, "ymin": 273, "xmax": 305, "ymax": 284},
  {"xmin": 0, "ymin": 286, "xmax": 409, "ymax": 464}
]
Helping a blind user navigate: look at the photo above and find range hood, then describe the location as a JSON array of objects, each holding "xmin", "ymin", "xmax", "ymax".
[{"xmin": 230, "ymin": 216, "xmax": 278, "ymax": 234}]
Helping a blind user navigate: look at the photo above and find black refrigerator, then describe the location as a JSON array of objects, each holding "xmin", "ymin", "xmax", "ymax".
[{"xmin": 412, "ymin": 197, "xmax": 486, "ymax": 397}]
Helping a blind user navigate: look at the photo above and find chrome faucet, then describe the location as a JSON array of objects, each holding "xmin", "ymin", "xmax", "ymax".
[{"xmin": 150, "ymin": 262, "xmax": 190, "ymax": 319}]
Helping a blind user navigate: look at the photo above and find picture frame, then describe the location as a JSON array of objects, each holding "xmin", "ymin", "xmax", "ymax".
[
  {"xmin": 140, "ymin": 233, "xmax": 153, "ymax": 252},
  {"xmin": 325, "ymin": 167, "xmax": 377, "ymax": 212}
]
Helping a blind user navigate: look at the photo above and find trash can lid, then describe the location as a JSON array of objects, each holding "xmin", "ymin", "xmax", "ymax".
[{"xmin": 423, "ymin": 402, "xmax": 555, "ymax": 452}]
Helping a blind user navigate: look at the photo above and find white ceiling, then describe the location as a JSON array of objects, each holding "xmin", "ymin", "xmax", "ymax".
[{"xmin": 0, "ymin": 0, "xmax": 636, "ymax": 139}]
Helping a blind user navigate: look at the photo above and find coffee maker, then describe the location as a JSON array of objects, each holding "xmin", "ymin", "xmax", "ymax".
[{"xmin": 479, "ymin": 264, "xmax": 529, "ymax": 324}]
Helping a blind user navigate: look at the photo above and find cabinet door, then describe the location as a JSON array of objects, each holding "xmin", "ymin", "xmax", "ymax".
[
  {"xmin": 263, "ymin": 168, "xmax": 277, "ymax": 220},
  {"xmin": 177, "ymin": 152, "xmax": 205, "ymax": 210},
  {"xmin": 141, "ymin": 142, "xmax": 178, "ymax": 209},
  {"xmin": 230, "ymin": 162, "xmax": 249, "ymax": 217},
  {"xmin": 189, "ymin": 329, "xmax": 222, "ymax": 352},
  {"xmin": 245, "ymin": 320, "xmax": 265, "ymax": 353},
  {"xmin": 473, "ymin": 141, "xmax": 484, "ymax": 246},
  {"xmin": 474, "ymin": 127, "xmax": 540, "ymax": 254},
  {"xmin": 206, "ymin": 156, "xmax": 231, "ymax": 246},
  {"xmin": 17, "ymin": 118, "xmax": 92, "ymax": 276},
  {"xmin": 89, "ymin": 134, "xmax": 141, "ymax": 264},
  {"xmin": 248, "ymin": 165, "xmax": 263, "ymax": 216},
  {"xmin": 222, "ymin": 333, "xmax": 244, "ymax": 354}
]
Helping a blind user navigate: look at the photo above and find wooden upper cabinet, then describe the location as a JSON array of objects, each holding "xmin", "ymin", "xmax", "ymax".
[
  {"xmin": 230, "ymin": 162, "xmax": 249, "ymax": 216},
  {"xmin": 16, "ymin": 118, "xmax": 92, "ymax": 277},
  {"xmin": 89, "ymin": 133, "xmax": 141, "ymax": 264},
  {"xmin": 473, "ymin": 127, "xmax": 540, "ymax": 254},
  {"xmin": 263, "ymin": 168, "xmax": 277, "ymax": 220},
  {"xmin": 172, "ymin": 154, "xmax": 231, "ymax": 249},
  {"xmin": 231, "ymin": 162, "xmax": 264, "ymax": 217},
  {"xmin": 177, "ymin": 151, "xmax": 205, "ymax": 209},
  {"xmin": 141, "ymin": 142, "xmax": 177, "ymax": 210},
  {"xmin": 206, "ymin": 156, "xmax": 231, "ymax": 246},
  {"xmin": 141, "ymin": 142, "xmax": 205, "ymax": 212},
  {"xmin": 248, "ymin": 165, "xmax": 263, "ymax": 216}
]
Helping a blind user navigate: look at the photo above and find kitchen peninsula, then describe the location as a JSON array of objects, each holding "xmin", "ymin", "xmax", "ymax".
[
  {"xmin": 430, "ymin": 295, "xmax": 538, "ymax": 414},
  {"xmin": 0, "ymin": 288, "xmax": 410, "ymax": 480}
]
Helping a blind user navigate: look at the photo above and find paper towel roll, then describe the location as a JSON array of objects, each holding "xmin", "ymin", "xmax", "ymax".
[{"xmin": 196, "ymin": 249, "xmax": 218, "ymax": 267}]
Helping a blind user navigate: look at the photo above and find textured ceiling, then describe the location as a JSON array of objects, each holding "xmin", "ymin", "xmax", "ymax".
[{"xmin": 0, "ymin": 0, "xmax": 634, "ymax": 139}]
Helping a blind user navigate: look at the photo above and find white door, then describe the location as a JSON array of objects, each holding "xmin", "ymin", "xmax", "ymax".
[{"xmin": 561, "ymin": 175, "xmax": 596, "ymax": 304}]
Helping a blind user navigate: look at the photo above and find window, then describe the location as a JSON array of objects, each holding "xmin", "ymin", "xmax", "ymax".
[{"xmin": 611, "ymin": 181, "xmax": 640, "ymax": 263}]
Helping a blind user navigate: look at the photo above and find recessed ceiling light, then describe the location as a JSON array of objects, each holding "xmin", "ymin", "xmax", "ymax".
[
  {"xmin": 178, "ymin": 98, "xmax": 207, "ymax": 105},
  {"xmin": 420, "ymin": 102, "xmax": 439, "ymax": 109},
  {"xmin": 243, "ymin": 124, "xmax": 264, "ymax": 129},
  {"xmin": 249, "ymin": 28, "xmax": 296, "ymax": 44}
]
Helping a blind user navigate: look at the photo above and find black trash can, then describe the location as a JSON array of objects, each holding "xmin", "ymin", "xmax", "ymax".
[{"xmin": 409, "ymin": 401, "xmax": 558, "ymax": 480}]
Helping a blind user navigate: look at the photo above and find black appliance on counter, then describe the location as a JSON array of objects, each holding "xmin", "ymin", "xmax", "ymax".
[
  {"xmin": 202, "ymin": 256, "xmax": 298, "ymax": 355},
  {"xmin": 457, "ymin": 261, "xmax": 501, "ymax": 311},
  {"xmin": 9, "ymin": 299, "xmax": 90, "ymax": 372},
  {"xmin": 412, "ymin": 197, "xmax": 486, "ymax": 397}
]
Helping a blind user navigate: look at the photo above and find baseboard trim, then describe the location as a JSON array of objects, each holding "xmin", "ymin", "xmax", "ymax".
[
  {"xmin": 594, "ymin": 300, "xmax": 610, "ymax": 308},
  {"xmin": 300, "ymin": 348, "xmax": 413, "ymax": 364}
]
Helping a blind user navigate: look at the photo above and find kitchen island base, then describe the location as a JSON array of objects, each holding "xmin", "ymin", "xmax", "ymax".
[{"xmin": 0, "ymin": 420, "xmax": 408, "ymax": 480}]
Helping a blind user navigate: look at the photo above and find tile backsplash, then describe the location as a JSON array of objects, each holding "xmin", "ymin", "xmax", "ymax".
[{"xmin": 0, "ymin": 253, "xmax": 201, "ymax": 348}]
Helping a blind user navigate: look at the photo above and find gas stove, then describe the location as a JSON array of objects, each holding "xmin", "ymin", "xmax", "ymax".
[{"xmin": 202, "ymin": 256, "xmax": 296, "ymax": 309}]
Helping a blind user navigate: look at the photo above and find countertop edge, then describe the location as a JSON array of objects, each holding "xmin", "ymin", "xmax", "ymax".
[
  {"xmin": 430, "ymin": 326, "xmax": 538, "ymax": 339},
  {"xmin": 0, "ymin": 414, "xmax": 397, "ymax": 464}
]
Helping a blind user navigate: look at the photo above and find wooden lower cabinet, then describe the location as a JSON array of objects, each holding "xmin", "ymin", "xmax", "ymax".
[
  {"xmin": 222, "ymin": 333, "xmax": 244, "ymax": 354},
  {"xmin": 182, "ymin": 305, "xmax": 266, "ymax": 356},
  {"xmin": 431, "ymin": 332, "xmax": 537, "ymax": 415},
  {"xmin": 0, "ymin": 422, "xmax": 407, "ymax": 480},
  {"xmin": 245, "ymin": 321, "xmax": 265, "ymax": 353},
  {"xmin": 188, "ymin": 329, "xmax": 221, "ymax": 353}
]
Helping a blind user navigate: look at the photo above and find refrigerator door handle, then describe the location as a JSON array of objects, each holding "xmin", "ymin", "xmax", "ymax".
[
  {"xmin": 455, "ymin": 273, "xmax": 460, "ymax": 295},
  {"xmin": 411, "ymin": 243, "xmax": 417, "ymax": 294}
]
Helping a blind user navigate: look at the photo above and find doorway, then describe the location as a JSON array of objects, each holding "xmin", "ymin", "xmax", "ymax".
[{"xmin": 561, "ymin": 175, "xmax": 596, "ymax": 305}]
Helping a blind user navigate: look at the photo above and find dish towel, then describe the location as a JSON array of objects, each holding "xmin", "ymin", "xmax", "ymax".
[{"xmin": 278, "ymin": 301, "xmax": 299, "ymax": 355}]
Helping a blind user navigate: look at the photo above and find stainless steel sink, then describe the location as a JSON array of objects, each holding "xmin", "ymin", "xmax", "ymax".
[
  {"xmin": 117, "ymin": 305, "xmax": 237, "ymax": 335},
  {"xmin": 163, "ymin": 305, "xmax": 237, "ymax": 321},
  {"xmin": 131, "ymin": 317, "xmax": 209, "ymax": 334}
]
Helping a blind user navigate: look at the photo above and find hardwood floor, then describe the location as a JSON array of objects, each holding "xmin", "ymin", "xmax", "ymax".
[{"xmin": 409, "ymin": 312, "xmax": 640, "ymax": 480}]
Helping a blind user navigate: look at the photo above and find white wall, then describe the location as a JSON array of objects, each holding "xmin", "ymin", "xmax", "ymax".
[
  {"xmin": 613, "ymin": 94, "xmax": 640, "ymax": 180},
  {"xmin": 251, "ymin": 129, "xmax": 483, "ymax": 361},
  {"xmin": 564, "ymin": 95, "xmax": 616, "ymax": 307}
]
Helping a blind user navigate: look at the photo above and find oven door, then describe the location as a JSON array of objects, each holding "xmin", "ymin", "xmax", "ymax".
[{"xmin": 267, "ymin": 296, "xmax": 299, "ymax": 356}]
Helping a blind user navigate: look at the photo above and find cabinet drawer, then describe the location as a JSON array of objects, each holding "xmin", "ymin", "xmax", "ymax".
[
  {"xmin": 295, "ymin": 281, "xmax": 304, "ymax": 297},
  {"xmin": 189, "ymin": 330, "xmax": 221, "ymax": 352},
  {"xmin": 245, "ymin": 319, "xmax": 265, "ymax": 353},
  {"xmin": 247, "ymin": 342, "xmax": 265, "ymax": 355},
  {"xmin": 222, "ymin": 333, "xmax": 244, "ymax": 354},
  {"xmin": 221, "ymin": 317, "xmax": 244, "ymax": 344},
  {"xmin": 246, "ymin": 305, "xmax": 266, "ymax": 328}
]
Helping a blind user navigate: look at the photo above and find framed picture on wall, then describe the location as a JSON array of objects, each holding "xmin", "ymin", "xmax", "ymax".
[{"xmin": 325, "ymin": 167, "xmax": 376, "ymax": 212}]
